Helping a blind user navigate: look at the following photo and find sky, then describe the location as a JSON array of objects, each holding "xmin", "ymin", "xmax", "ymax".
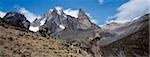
[{"xmin": 0, "ymin": 0, "xmax": 149, "ymax": 25}]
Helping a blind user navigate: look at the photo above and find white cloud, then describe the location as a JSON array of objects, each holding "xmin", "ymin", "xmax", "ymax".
[
  {"xmin": 18, "ymin": 7, "xmax": 41, "ymax": 22},
  {"xmin": 99, "ymin": 0, "xmax": 104, "ymax": 4},
  {"xmin": 0, "ymin": 11, "xmax": 6, "ymax": 18},
  {"xmin": 107, "ymin": 0, "xmax": 150, "ymax": 23}
]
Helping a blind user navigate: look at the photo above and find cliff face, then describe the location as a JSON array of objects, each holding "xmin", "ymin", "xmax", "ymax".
[{"xmin": 100, "ymin": 14, "xmax": 149, "ymax": 57}]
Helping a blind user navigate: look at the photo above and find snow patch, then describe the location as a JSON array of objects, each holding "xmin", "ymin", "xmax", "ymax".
[
  {"xmin": 55, "ymin": 7, "xmax": 62, "ymax": 15},
  {"xmin": 132, "ymin": 16, "xmax": 141, "ymax": 21},
  {"xmin": 0, "ymin": 11, "xmax": 6, "ymax": 18},
  {"xmin": 40, "ymin": 18, "xmax": 46, "ymax": 26},
  {"xmin": 29, "ymin": 26, "xmax": 39, "ymax": 32},
  {"xmin": 59, "ymin": 25, "xmax": 65, "ymax": 29}
]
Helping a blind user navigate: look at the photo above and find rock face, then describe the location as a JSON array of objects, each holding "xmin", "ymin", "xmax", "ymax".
[
  {"xmin": 100, "ymin": 14, "xmax": 149, "ymax": 57},
  {"xmin": 77, "ymin": 9, "xmax": 92, "ymax": 29},
  {"xmin": 2, "ymin": 12, "xmax": 30, "ymax": 29},
  {"xmin": 41, "ymin": 8, "xmax": 67, "ymax": 33}
]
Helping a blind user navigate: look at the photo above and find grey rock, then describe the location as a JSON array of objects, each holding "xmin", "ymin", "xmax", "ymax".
[
  {"xmin": 2, "ymin": 12, "xmax": 30, "ymax": 29},
  {"xmin": 77, "ymin": 9, "xmax": 92, "ymax": 29}
]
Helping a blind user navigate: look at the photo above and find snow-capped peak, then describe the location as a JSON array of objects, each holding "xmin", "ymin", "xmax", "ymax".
[{"xmin": 55, "ymin": 7, "xmax": 63, "ymax": 15}]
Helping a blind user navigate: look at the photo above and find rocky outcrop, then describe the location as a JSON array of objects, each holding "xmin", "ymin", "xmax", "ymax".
[
  {"xmin": 100, "ymin": 14, "xmax": 149, "ymax": 57},
  {"xmin": 2, "ymin": 12, "xmax": 30, "ymax": 29},
  {"xmin": 41, "ymin": 8, "xmax": 67, "ymax": 33},
  {"xmin": 77, "ymin": 9, "xmax": 92, "ymax": 29}
]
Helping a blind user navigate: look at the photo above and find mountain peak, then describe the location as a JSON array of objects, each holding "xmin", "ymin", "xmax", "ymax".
[
  {"xmin": 78, "ymin": 9, "xmax": 86, "ymax": 18},
  {"xmin": 52, "ymin": 7, "xmax": 64, "ymax": 15},
  {"xmin": 77, "ymin": 9, "xmax": 92, "ymax": 29},
  {"xmin": 51, "ymin": 8, "xmax": 58, "ymax": 15},
  {"xmin": 78, "ymin": 9, "xmax": 91, "ymax": 21},
  {"xmin": 60, "ymin": 10, "xmax": 65, "ymax": 15}
]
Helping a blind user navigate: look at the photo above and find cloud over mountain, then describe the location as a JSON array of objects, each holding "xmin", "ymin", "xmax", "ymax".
[
  {"xmin": 107, "ymin": 0, "xmax": 150, "ymax": 23},
  {"xmin": 18, "ymin": 7, "xmax": 41, "ymax": 22}
]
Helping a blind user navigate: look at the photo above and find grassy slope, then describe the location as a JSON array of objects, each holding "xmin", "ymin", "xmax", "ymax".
[{"xmin": 0, "ymin": 22, "xmax": 91, "ymax": 57}]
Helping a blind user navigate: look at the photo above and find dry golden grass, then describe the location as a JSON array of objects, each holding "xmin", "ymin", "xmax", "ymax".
[{"xmin": 0, "ymin": 22, "xmax": 91, "ymax": 57}]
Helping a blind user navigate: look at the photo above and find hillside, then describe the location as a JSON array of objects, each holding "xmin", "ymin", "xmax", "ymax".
[{"xmin": 0, "ymin": 21, "xmax": 92, "ymax": 57}]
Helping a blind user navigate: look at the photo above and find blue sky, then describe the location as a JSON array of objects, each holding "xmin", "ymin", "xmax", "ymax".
[{"xmin": 0, "ymin": 0, "xmax": 149, "ymax": 25}]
